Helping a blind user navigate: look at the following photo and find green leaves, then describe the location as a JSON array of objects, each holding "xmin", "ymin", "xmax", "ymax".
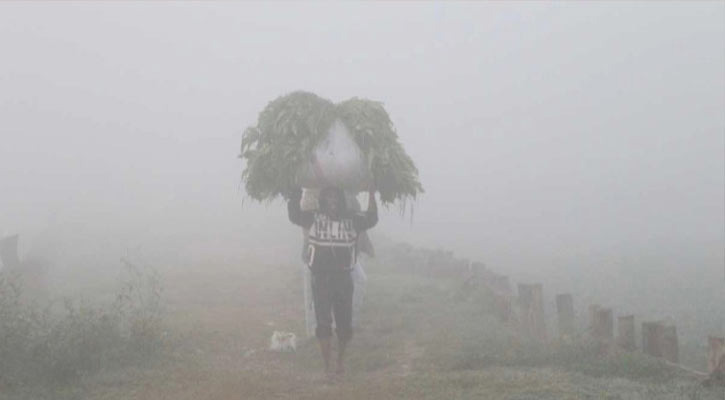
[{"xmin": 240, "ymin": 91, "xmax": 423, "ymax": 206}]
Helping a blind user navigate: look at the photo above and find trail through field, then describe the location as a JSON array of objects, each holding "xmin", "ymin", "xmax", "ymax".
[{"xmin": 70, "ymin": 253, "xmax": 723, "ymax": 400}]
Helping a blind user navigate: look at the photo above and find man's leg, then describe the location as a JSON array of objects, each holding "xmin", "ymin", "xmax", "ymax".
[
  {"xmin": 311, "ymin": 273, "xmax": 334, "ymax": 374},
  {"xmin": 336, "ymin": 336, "xmax": 349, "ymax": 375},
  {"xmin": 332, "ymin": 271, "xmax": 354, "ymax": 374}
]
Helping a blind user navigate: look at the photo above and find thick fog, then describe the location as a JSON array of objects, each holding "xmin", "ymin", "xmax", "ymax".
[{"xmin": 1, "ymin": 2, "xmax": 723, "ymax": 286}]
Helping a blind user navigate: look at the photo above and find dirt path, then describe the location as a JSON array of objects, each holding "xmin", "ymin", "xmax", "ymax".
[{"xmin": 66, "ymin": 257, "xmax": 724, "ymax": 400}]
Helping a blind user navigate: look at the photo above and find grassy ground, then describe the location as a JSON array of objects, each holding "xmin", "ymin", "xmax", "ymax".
[{"xmin": 2, "ymin": 248, "xmax": 723, "ymax": 400}]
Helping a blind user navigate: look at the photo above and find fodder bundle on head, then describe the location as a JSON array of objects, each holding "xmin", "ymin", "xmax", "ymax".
[{"xmin": 239, "ymin": 91, "xmax": 423, "ymax": 207}]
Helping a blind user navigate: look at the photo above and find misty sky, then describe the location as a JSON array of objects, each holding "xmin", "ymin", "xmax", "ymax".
[{"xmin": 1, "ymin": 2, "xmax": 723, "ymax": 280}]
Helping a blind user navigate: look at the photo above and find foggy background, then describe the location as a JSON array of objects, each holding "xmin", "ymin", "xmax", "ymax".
[{"xmin": 1, "ymin": 3, "xmax": 723, "ymax": 318}]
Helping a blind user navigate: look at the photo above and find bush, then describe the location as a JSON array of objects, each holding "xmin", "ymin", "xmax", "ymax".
[{"xmin": 0, "ymin": 259, "xmax": 164, "ymax": 391}]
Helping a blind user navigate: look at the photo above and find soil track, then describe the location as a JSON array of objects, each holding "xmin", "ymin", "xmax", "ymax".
[{"xmin": 55, "ymin": 251, "xmax": 725, "ymax": 400}]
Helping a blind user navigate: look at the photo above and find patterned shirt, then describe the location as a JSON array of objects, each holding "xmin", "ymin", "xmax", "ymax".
[{"xmin": 288, "ymin": 191, "xmax": 377, "ymax": 273}]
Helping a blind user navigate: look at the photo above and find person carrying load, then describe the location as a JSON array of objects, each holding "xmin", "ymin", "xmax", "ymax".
[
  {"xmin": 240, "ymin": 91, "xmax": 422, "ymax": 379},
  {"xmin": 287, "ymin": 185, "xmax": 378, "ymax": 378}
]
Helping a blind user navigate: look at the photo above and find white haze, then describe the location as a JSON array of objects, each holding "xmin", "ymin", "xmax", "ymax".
[{"xmin": 0, "ymin": 3, "xmax": 723, "ymax": 310}]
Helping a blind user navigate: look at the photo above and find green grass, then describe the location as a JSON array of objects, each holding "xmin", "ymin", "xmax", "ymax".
[
  {"xmin": 0, "ymin": 260, "xmax": 164, "ymax": 396},
  {"xmin": 3, "ymin": 243, "xmax": 722, "ymax": 400}
]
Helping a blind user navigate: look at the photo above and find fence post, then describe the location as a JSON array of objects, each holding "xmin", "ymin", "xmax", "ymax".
[
  {"xmin": 592, "ymin": 308, "xmax": 614, "ymax": 342},
  {"xmin": 0, "ymin": 234, "xmax": 20, "ymax": 269},
  {"xmin": 707, "ymin": 336, "xmax": 725, "ymax": 386},
  {"xmin": 492, "ymin": 274, "xmax": 511, "ymax": 295},
  {"xmin": 708, "ymin": 336, "xmax": 725, "ymax": 374},
  {"xmin": 555, "ymin": 293, "xmax": 575, "ymax": 339},
  {"xmin": 642, "ymin": 321, "xmax": 664, "ymax": 358},
  {"xmin": 469, "ymin": 261, "xmax": 485, "ymax": 280},
  {"xmin": 661, "ymin": 324, "xmax": 679, "ymax": 363},
  {"xmin": 491, "ymin": 274, "xmax": 512, "ymax": 323},
  {"xmin": 617, "ymin": 315, "xmax": 636, "ymax": 351},
  {"xmin": 531, "ymin": 284, "xmax": 547, "ymax": 341},
  {"xmin": 518, "ymin": 284, "xmax": 533, "ymax": 337},
  {"xmin": 518, "ymin": 283, "xmax": 547, "ymax": 341},
  {"xmin": 588, "ymin": 304, "xmax": 600, "ymax": 334}
]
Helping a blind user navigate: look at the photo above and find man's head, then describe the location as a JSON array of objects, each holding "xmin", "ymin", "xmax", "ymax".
[{"xmin": 318, "ymin": 186, "xmax": 346, "ymax": 217}]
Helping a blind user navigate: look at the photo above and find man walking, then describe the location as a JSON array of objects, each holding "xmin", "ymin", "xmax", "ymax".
[{"xmin": 288, "ymin": 186, "xmax": 378, "ymax": 378}]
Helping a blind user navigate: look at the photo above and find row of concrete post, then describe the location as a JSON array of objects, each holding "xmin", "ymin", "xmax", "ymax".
[{"xmin": 473, "ymin": 264, "xmax": 723, "ymax": 377}]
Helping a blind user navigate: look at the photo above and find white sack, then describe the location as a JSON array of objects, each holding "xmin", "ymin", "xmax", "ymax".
[{"xmin": 296, "ymin": 119, "xmax": 371, "ymax": 191}]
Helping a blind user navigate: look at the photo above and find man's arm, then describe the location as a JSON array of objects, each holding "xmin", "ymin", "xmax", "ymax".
[
  {"xmin": 353, "ymin": 190, "xmax": 378, "ymax": 232},
  {"xmin": 288, "ymin": 188, "xmax": 314, "ymax": 228}
]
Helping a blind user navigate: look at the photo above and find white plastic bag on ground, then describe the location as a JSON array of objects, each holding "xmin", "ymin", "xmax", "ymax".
[
  {"xmin": 269, "ymin": 331, "xmax": 297, "ymax": 352},
  {"xmin": 296, "ymin": 119, "xmax": 371, "ymax": 191}
]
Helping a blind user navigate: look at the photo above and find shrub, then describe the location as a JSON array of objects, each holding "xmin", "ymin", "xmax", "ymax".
[{"xmin": 0, "ymin": 259, "xmax": 164, "ymax": 391}]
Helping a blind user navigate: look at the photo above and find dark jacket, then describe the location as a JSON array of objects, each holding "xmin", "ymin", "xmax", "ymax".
[{"xmin": 288, "ymin": 189, "xmax": 377, "ymax": 273}]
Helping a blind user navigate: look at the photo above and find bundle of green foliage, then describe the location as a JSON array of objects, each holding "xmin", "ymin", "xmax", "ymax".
[{"xmin": 240, "ymin": 91, "xmax": 423, "ymax": 205}]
